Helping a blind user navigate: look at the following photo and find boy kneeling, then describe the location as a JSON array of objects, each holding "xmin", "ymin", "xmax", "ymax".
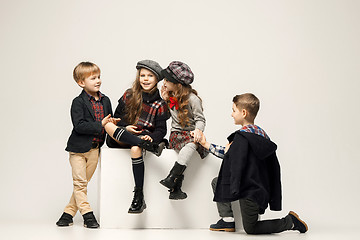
[{"xmin": 197, "ymin": 93, "xmax": 308, "ymax": 234}]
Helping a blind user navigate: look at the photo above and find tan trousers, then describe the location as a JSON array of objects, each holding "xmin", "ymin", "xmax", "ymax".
[{"xmin": 64, "ymin": 148, "xmax": 99, "ymax": 216}]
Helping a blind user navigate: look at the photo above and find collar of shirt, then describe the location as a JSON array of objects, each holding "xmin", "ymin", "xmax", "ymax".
[
  {"xmin": 84, "ymin": 90, "xmax": 103, "ymax": 101},
  {"xmin": 240, "ymin": 124, "xmax": 270, "ymax": 140}
]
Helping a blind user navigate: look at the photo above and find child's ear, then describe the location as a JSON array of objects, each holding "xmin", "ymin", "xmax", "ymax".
[
  {"xmin": 77, "ymin": 80, "xmax": 85, "ymax": 88},
  {"xmin": 242, "ymin": 109, "xmax": 247, "ymax": 118}
]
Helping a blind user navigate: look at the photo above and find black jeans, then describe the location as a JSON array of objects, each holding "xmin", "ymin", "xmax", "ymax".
[{"xmin": 211, "ymin": 177, "xmax": 293, "ymax": 234}]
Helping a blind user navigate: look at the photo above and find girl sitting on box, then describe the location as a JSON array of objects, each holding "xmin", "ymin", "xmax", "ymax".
[
  {"xmin": 159, "ymin": 61, "xmax": 208, "ymax": 200},
  {"xmin": 105, "ymin": 60, "xmax": 170, "ymax": 213}
]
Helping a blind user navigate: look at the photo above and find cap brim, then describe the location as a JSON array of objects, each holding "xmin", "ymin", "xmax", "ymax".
[
  {"xmin": 136, "ymin": 64, "xmax": 163, "ymax": 81},
  {"xmin": 161, "ymin": 69, "xmax": 179, "ymax": 84}
]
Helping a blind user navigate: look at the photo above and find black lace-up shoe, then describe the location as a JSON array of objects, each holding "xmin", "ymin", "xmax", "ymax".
[
  {"xmin": 289, "ymin": 211, "xmax": 308, "ymax": 233},
  {"xmin": 83, "ymin": 212, "xmax": 100, "ymax": 228},
  {"xmin": 56, "ymin": 212, "xmax": 73, "ymax": 227},
  {"xmin": 209, "ymin": 219, "xmax": 235, "ymax": 232},
  {"xmin": 128, "ymin": 187, "xmax": 146, "ymax": 214}
]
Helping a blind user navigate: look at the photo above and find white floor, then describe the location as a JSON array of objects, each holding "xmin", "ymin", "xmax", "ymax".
[{"xmin": 0, "ymin": 222, "xmax": 358, "ymax": 240}]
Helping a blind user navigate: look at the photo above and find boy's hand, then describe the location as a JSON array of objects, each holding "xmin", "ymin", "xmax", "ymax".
[
  {"xmin": 161, "ymin": 84, "xmax": 169, "ymax": 101},
  {"xmin": 140, "ymin": 135, "xmax": 153, "ymax": 142},
  {"xmin": 126, "ymin": 125, "xmax": 143, "ymax": 135},
  {"xmin": 192, "ymin": 130, "xmax": 210, "ymax": 150},
  {"xmin": 225, "ymin": 142, "xmax": 232, "ymax": 153},
  {"xmin": 197, "ymin": 131, "xmax": 207, "ymax": 146},
  {"xmin": 109, "ymin": 117, "xmax": 121, "ymax": 125},
  {"xmin": 101, "ymin": 114, "xmax": 112, "ymax": 127}
]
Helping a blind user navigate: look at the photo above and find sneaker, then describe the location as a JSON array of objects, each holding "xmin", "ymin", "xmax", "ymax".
[
  {"xmin": 56, "ymin": 212, "xmax": 73, "ymax": 227},
  {"xmin": 83, "ymin": 212, "xmax": 100, "ymax": 228},
  {"xmin": 289, "ymin": 211, "xmax": 308, "ymax": 233},
  {"xmin": 209, "ymin": 219, "xmax": 235, "ymax": 232}
]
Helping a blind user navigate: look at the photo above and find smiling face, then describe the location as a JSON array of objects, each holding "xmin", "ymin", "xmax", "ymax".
[
  {"xmin": 78, "ymin": 73, "xmax": 101, "ymax": 97},
  {"xmin": 139, "ymin": 68, "xmax": 157, "ymax": 92}
]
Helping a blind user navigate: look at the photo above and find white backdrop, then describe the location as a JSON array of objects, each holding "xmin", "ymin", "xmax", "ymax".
[{"xmin": 1, "ymin": 0, "xmax": 359, "ymax": 229}]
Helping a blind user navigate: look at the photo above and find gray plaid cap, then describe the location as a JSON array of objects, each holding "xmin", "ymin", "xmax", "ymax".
[
  {"xmin": 162, "ymin": 61, "xmax": 194, "ymax": 85},
  {"xmin": 136, "ymin": 60, "xmax": 164, "ymax": 81}
]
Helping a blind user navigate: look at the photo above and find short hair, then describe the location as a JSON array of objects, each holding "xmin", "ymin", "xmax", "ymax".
[
  {"xmin": 73, "ymin": 62, "xmax": 100, "ymax": 83},
  {"xmin": 233, "ymin": 93, "xmax": 260, "ymax": 121}
]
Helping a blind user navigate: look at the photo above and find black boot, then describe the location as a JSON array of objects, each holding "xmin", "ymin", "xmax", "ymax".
[
  {"xmin": 56, "ymin": 212, "xmax": 73, "ymax": 227},
  {"xmin": 169, "ymin": 174, "xmax": 187, "ymax": 200},
  {"xmin": 160, "ymin": 162, "xmax": 187, "ymax": 189},
  {"xmin": 138, "ymin": 140, "xmax": 164, "ymax": 157},
  {"xmin": 128, "ymin": 187, "xmax": 146, "ymax": 214},
  {"xmin": 83, "ymin": 212, "xmax": 100, "ymax": 228}
]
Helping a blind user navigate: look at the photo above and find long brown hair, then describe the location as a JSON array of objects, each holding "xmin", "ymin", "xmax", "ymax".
[
  {"xmin": 125, "ymin": 70, "xmax": 158, "ymax": 124},
  {"xmin": 168, "ymin": 83, "xmax": 202, "ymax": 128}
]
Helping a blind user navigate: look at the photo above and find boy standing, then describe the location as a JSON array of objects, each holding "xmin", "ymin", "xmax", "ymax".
[
  {"xmin": 56, "ymin": 62, "xmax": 112, "ymax": 228},
  {"xmin": 197, "ymin": 93, "xmax": 308, "ymax": 234}
]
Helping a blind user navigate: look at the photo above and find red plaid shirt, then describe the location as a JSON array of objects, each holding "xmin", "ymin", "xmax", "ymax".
[
  {"xmin": 209, "ymin": 125, "xmax": 270, "ymax": 159},
  {"xmin": 240, "ymin": 125, "xmax": 270, "ymax": 140},
  {"xmin": 85, "ymin": 91, "xmax": 105, "ymax": 145}
]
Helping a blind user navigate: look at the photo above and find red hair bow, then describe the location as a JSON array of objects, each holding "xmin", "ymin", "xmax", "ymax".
[{"xmin": 169, "ymin": 97, "xmax": 179, "ymax": 110}]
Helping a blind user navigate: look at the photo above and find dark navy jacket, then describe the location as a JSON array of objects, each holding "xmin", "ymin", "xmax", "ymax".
[
  {"xmin": 214, "ymin": 130, "xmax": 282, "ymax": 214},
  {"xmin": 65, "ymin": 90, "xmax": 112, "ymax": 153}
]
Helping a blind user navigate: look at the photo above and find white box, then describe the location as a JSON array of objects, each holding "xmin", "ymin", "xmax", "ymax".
[{"xmin": 99, "ymin": 147, "xmax": 226, "ymax": 229}]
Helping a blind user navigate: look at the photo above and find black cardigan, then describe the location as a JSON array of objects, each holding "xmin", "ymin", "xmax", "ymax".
[
  {"xmin": 214, "ymin": 130, "xmax": 282, "ymax": 214},
  {"xmin": 65, "ymin": 90, "xmax": 113, "ymax": 153}
]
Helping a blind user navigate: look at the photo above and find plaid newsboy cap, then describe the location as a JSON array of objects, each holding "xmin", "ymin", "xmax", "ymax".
[
  {"xmin": 161, "ymin": 61, "xmax": 194, "ymax": 85},
  {"xmin": 136, "ymin": 60, "xmax": 164, "ymax": 81}
]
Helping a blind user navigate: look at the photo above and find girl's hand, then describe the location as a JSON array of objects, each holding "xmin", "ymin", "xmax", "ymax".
[
  {"xmin": 126, "ymin": 125, "xmax": 143, "ymax": 135},
  {"xmin": 192, "ymin": 130, "xmax": 206, "ymax": 145},
  {"xmin": 191, "ymin": 129, "xmax": 203, "ymax": 143},
  {"xmin": 161, "ymin": 84, "xmax": 169, "ymax": 101},
  {"xmin": 140, "ymin": 135, "xmax": 153, "ymax": 142},
  {"xmin": 192, "ymin": 130, "xmax": 210, "ymax": 150}
]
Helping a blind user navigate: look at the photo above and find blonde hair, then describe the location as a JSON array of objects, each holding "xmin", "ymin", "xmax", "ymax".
[
  {"xmin": 73, "ymin": 62, "xmax": 100, "ymax": 83},
  {"xmin": 168, "ymin": 83, "xmax": 202, "ymax": 128},
  {"xmin": 233, "ymin": 93, "xmax": 260, "ymax": 122},
  {"xmin": 125, "ymin": 69, "xmax": 158, "ymax": 124}
]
